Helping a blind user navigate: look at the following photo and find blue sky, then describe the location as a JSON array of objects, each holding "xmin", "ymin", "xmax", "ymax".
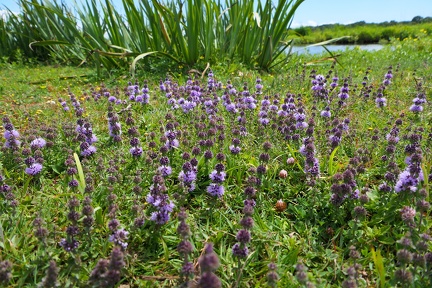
[
  {"xmin": 290, "ymin": 0, "xmax": 432, "ymax": 27},
  {"xmin": 1, "ymin": 0, "xmax": 431, "ymax": 27}
]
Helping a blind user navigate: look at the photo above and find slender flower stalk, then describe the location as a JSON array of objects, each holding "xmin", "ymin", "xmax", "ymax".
[
  {"xmin": 76, "ymin": 119, "xmax": 97, "ymax": 157},
  {"xmin": 267, "ymin": 263, "xmax": 279, "ymax": 287},
  {"xmin": 0, "ymin": 261, "xmax": 12, "ymax": 286},
  {"xmin": 177, "ymin": 208, "xmax": 194, "ymax": 287},
  {"xmin": 337, "ymin": 79, "xmax": 350, "ymax": 107},
  {"xmin": 58, "ymin": 97, "xmax": 70, "ymax": 111},
  {"xmin": 232, "ymin": 181, "xmax": 257, "ymax": 287},
  {"xmin": 299, "ymin": 137, "xmax": 320, "ymax": 184},
  {"xmin": 320, "ymin": 106, "xmax": 331, "ymax": 118},
  {"xmin": 33, "ymin": 215, "xmax": 48, "ymax": 245},
  {"xmin": 178, "ymin": 161, "xmax": 198, "ymax": 193},
  {"xmin": 198, "ymin": 243, "xmax": 221, "ymax": 288},
  {"xmin": 146, "ymin": 174, "xmax": 175, "ymax": 225},
  {"xmin": 39, "ymin": 260, "xmax": 59, "ymax": 288},
  {"xmin": 2, "ymin": 117, "xmax": 21, "ymax": 150},
  {"xmin": 394, "ymin": 140, "xmax": 423, "ymax": 194},
  {"xmin": 311, "ymin": 73, "xmax": 328, "ymax": 100},
  {"xmin": 88, "ymin": 246, "xmax": 125, "ymax": 287},
  {"xmin": 59, "ymin": 196, "xmax": 80, "ymax": 252},
  {"xmin": 206, "ymin": 163, "xmax": 226, "ymax": 198},
  {"xmin": 107, "ymin": 105, "xmax": 122, "ymax": 142},
  {"xmin": 409, "ymin": 80, "xmax": 427, "ymax": 113},
  {"xmin": 295, "ymin": 263, "xmax": 315, "ymax": 287},
  {"xmin": 81, "ymin": 196, "xmax": 95, "ymax": 238},
  {"xmin": 68, "ymin": 89, "xmax": 84, "ymax": 117}
]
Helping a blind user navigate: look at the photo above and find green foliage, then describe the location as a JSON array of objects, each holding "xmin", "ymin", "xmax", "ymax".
[
  {"xmin": 371, "ymin": 247, "xmax": 386, "ymax": 288},
  {"xmin": 0, "ymin": 30, "xmax": 431, "ymax": 288},
  {"xmin": 1, "ymin": 0, "xmax": 304, "ymax": 72},
  {"xmin": 291, "ymin": 22, "xmax": 432, "ymax": 45}
]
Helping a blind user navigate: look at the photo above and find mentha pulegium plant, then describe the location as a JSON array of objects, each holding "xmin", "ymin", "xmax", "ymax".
[
  {"xmin": 177, "ymin": 208, "xmax": 194, "ymax": 287},
  {"xmin": 197, "ymin": 243, "xmax": 221, "ymax": 288}
]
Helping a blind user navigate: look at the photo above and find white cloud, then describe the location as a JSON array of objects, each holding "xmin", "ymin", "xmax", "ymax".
[
  {"xmin": 0, "ymin": 9, "xmax": 17, "ymax": 20},
  {"xmin": 291, "ymin": 20, "xmax": 318, "ymax": 28}
]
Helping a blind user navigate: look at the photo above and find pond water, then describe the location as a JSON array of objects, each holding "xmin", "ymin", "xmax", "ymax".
[{"xmin": 290, "ymin": 44, "xmax": 384, "ymax": 55}]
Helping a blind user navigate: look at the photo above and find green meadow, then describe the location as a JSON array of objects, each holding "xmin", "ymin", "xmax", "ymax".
[{"xmin": 0, "ymin": 0, "xmax": 431, "ymax": 287}]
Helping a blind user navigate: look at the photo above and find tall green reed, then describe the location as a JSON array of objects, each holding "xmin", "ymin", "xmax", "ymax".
[{"xmin": 3, "ymin": 0, "xmax": 305, "ymax": 72}]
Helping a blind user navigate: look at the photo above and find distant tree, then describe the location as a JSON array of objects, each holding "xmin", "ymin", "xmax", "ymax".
[
  {"xmin": 351, "ymin": 21, "xmax": 366, "ymax": 27},
  {"xmin": 412, "ymin": 16, "xmax": 423, "ymax": 23},
  {"xmin": 294, "ymin": 26, "xmax": 311, "ymax": 36}
]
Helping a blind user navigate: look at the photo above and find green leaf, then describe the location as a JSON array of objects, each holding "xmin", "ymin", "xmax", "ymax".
[
  {"xmin": 73, "ymin": 153, "xmax": 85, "ymax": 193},
  {"xmin": 371, "ymin": 247, "xmax": 386, "ymax": 288},
  {"xmin": 95, "ymin": 206, "xmax": 104, "ymax": 226},
  {"xmin": 378, "ymin": 236, "xmax": 395, "ymax": 245},
  {"xmin": 29, "ymin": 40, "xmax": 72, "ymax": 49},
  {"xmin": 306, "ymin": 36, "xmax": 353, "ymax": 47},
  {"xmin": 328, "ymin": 147, "xmax": 339, "ymax": 176}
]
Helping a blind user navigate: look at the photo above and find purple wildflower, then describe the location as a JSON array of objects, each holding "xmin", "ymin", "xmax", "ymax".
[
  {"xmin": 338, "ymin": 82, "xmax": 349, "ymax": 101},
  {"xmin": 209, "ymin": 170, "xmax": 226, "ymax": 183},
  {"xmin": 311, "ymin": 74, "xmax": 329, "ymax": 99},
  {"xmin": 109, "ymin": 228, "xmax": 129, "ymax": 250},
  {"xmin": 59, "ymin": 238, "xmax": 79, "ymax": 252},
  {"xmin": 400, "ymin": 206, "xmax": 416, "ymax": 227},
  {"xmin": 4, "ymin": 130, "xmax": 19, "ymax": 140},
  {"xmin": 375, "ymin": 96, "xmax": 387, "ymax": 107},
  {"xmin": 178, "ymin": 170, "xmax": 197, "ymax": 184},
  {"xmin": 30, "ymin": 137, "xmax": 46, "ymax": 149},
  {"xmin": 0, "ymin": 261, "xmax": 12, "ymax": 285},
  {"xmin": 395, "ymin": 170, "xmax": 419, "ymax": 193},
  {"xmin": 25, "ymin": 163, "xmax": 43, "ymax": 176},
  {"xmin": 39, "ymin": 260, "xmax": 59, "ymax": 287},
  {"xmin": 81, "ymin": 145, "xmax": 97, "ymax": 157},
  {"xmin": 147, "ymin": 175, "xmax": 175, "ymax": 225},
  {"xmin": 158, "ymin": 165, "xmax": 172, "ymax": 177},
  {"xmin": 150, "ymin": 210, "xmax": 171, "ymax": 225},
  {"xmin": 206, "ymin": 184, "xmax": 224, "ymax": 197},
  {"xmin": 165, "ymin": 139, "xmax": 179, "ymax": 150},
  {"xmin": 409, "ymin": 85, "xmax": 427, "ymax": 112},
  {"xmin": 229, "ymin": 145, "xmax": 241, "ymax": 154},
  {"xmin": 320, "ymin": 107, "xmax": 331, "ymax": 117},
  {"xmin": 267, "ymin": 263, "xmax": 279, "ymax": 287},
  {"xmin": 199, "ymin": 243, "xmax": 220, "ymax": 273},
  {"xmin": 2, "ymin": 118, "xmax": 21, "ymax": 149},
  {"xmin": 129, "ymin": 146, "xmax": 143, "ymax": 157},
  {"xmin": 232, "ymin": 243, "xmax": 249, "ymax": 258}
]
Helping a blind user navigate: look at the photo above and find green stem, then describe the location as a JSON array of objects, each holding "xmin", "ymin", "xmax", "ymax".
[
  {"xmin": 418, "ymin": 213, "xmax": 423, "ymax": 233},
  {"xmin": 233, "ymin": 257, "xmax": 245, "ymax": 288}
]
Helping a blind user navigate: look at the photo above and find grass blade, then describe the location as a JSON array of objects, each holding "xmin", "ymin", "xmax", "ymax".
[{"xmin": 73, "ymin": 152, "xmax": 85, "ymax": 193}]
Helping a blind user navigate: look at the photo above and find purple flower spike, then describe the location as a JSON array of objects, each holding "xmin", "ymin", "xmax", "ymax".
[
  {"xmin": 150, "ymin": 210, "xmax": 171, "ymax": 225},
  {"xmin": 229, "ymin": 145, "xmax": 241, "ymax": 154},
  {"xmin": 109, "ymin": 228, "xmax": 129, "ymax": 250},
  {"xmin": 25, "ymin": 163, "xmax": 43, "ymax": 176},
  {"xmin": 129, "ymin": 146, "xmax": 143, "ymax": 157},
  {"xmin": 206, "ymin": 183, "xmax": 224, "ymax": 197},
  {"xmin": 30, "ymin": 137, "xmax": 47, "ymax": 149},
  {"xmin": 232, "ymin": 243, "xmax": 249, "ymax": 258},
  {"xmin": 81, "ymin": 145, "xmax": 97, "ymax": 157},
  {"xmin": 59, "ymin": 238, "xmax": 79, "ymax": 252},
  {"xmin": 4, "ymin": 130, "xmax": 19, "ymax": 140},
  {"xmin": 375, "ymin": 97, "xmax": 387, "ymax": 107},
  {"xmin": 158, "ymin": 165, "xmax": 172, "ymax": 177},
  {"xmin": 209, "ymin": 170, "xmax": 226, "ymax": 183}
]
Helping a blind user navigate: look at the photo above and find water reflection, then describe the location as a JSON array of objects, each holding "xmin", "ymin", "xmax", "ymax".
[{"xmin": 290, "ymin": 44, "xmax": 384, "ymax": 55}]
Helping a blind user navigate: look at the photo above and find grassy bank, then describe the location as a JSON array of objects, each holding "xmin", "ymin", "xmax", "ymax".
[
  {"xmin": 0, "ymin": 35, "xmax": 431, "ymax": 287},
  {"xmin": 290, "ymin": 20, "xmax": 432, "ymax": 45}
]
